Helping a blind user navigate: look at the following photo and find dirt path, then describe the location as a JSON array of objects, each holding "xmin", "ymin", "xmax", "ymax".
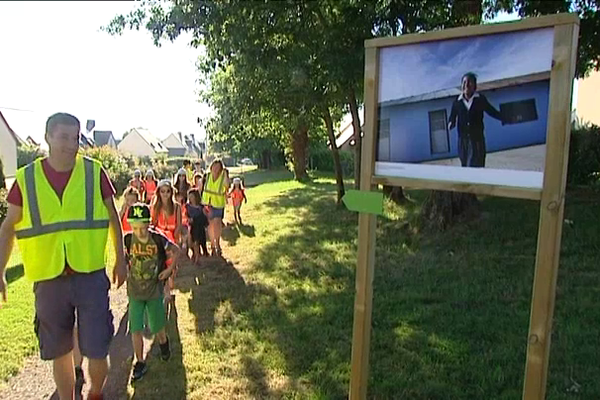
[{"xmin": 0, "ymin": 273, "xmax": 154, "ymax": 400}]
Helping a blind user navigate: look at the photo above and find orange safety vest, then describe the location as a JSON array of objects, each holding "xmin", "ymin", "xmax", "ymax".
[
  {"xmin": 145, "ymin": 179, "xmax": 157, "ymax": 202},
  {"xmin": 154, "ymin": 209, "xmax": 177, "ymax": 243},
  {"xmin": 121, "ymin": 206, "xmax": 132, "ymax": 234}
]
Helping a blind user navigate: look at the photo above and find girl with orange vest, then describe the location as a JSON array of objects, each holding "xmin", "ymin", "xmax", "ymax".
[
  {"xmin": 151, "ymin": 179, "xmax": 182, "ymax": 303},
  {"xmin": 119, "ymin": 186, "xmax": 140, "ymax": 234},
  {"xmin": 143, "ymin": 169, "xmax": 158, "ymax": 204}
]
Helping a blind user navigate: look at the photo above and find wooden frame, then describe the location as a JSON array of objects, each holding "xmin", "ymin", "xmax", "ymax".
[{"xmin": 350, "ymin": 13, "xmax": 579, "ymax": 400}]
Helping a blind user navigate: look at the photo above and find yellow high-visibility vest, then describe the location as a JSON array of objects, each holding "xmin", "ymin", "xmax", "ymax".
[
  {"xmin": 201, "ymin": 171, "xmax": 226, "ymax": 208},
  {"xmin": 186, "ymin": 167, "xmax": 195, "ymax": 183},
  {"xmin": 14, "ymin": 156, "xmax": 110, "ymax": 282}
]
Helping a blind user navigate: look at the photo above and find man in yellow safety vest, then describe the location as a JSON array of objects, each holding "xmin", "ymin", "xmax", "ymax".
[{"xmin": 0, "ymin": 113, "xmax": 127, "ymax": 400}]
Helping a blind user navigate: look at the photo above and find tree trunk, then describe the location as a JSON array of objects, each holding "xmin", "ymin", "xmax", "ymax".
[
  {"xmin": 421, "ymin": 191, "xmax": 480, "ymax": 230},
  {"xmin": 261, "ymin": 149, "xmax": 271, "ymax": 170},
  {"xmin": 324, "ymin": 108, "xmax": 345, "ymax": 204},
  {"xmin": 291, "ymin": 123, "xmax": 309, "ymax": 181},
  {"xmin": 383, "ymin": 185, "xmax": 407, "ymax": 204},
  {"xmin": 348, "ymin": 88, "xmax": 362, "ymax": 189}
]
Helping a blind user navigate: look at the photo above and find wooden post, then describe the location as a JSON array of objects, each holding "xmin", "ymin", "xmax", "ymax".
[
  {"xmin": 522, "ymin": 21, "xmax": 579, "ymax": 400},
  {"xmin": 349, "ymin": 46, "xmax": 379, "ymax": 400}
]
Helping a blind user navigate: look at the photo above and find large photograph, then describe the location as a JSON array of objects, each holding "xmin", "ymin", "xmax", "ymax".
[{"xmin": 375, "ymin": 27, "xmax": 555, "ymax": 189}]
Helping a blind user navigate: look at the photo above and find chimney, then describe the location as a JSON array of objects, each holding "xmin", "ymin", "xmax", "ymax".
[{"xmin": 86, "ymin": 120, "xmax": 95, "ymax": 133}]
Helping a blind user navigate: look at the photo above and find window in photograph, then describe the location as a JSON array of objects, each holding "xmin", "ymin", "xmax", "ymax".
[
  {"xmin": 377, "ymin": 118, "xmax": 390, "ymax": 161},
  {"xmin": 500, "ymin": 99, "xmax": 538, "ymax": 125},
  {"xmin": 428, "ymin": 110, "xmax": 450, "ymax": 154}
]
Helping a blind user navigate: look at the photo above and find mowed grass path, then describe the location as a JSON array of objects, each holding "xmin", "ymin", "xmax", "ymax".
[{"xmin": 2, "ymin": 169, "xmax": 600, "ymax": 399}]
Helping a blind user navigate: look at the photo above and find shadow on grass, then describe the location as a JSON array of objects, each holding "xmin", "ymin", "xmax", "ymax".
[
  {"xmin": 176, "ymin": 178, "xmax": 600, "ymax": 399},
  {"xmin": 131, "ymin": 302, "xmax": 187, "ymax": 399},
  {"xmin": 222, "ymin": 223, "xmax": 256, "ymax": 247},
  {"xmin": 6, "ymin": 264, "xmax": 24, "ymax": 285},
  {"xmin": 177, "ymin": 258, "xmax": 252, "ymax": 335}
]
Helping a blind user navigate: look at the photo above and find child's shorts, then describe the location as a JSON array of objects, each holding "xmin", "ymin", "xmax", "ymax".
[
  {"xmin": 233, "ymin": 204, "xmax": 242, "ymax": 211},
  {"xmin": 207, "ymin": 206, "xmax": 224, "ymax": 220},
  {"xmin": 128, "ymin": 296, "xmax": 166, "ymax": 334}
]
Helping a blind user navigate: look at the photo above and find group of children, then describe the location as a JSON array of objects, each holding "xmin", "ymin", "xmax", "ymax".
[{"xmin": 118, "ymin": 161, "xmax": 247, "ymax": 383}]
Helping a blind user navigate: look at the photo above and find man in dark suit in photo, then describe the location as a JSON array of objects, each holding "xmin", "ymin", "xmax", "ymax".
[{"xmin": 448, "ymin": 72, "xmax": 504, "ymax": 168}]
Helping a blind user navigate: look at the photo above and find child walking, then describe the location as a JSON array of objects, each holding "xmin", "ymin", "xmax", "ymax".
[
  {"xmin": 186, "ymin": 189, "xmax": 209, "ymax": 261},
  {"xmin": 151, "ymin": 180, "xmax": 182, "ymax": 303},
  {"xmin": 129, "ymin": 169, "xmax": 146, "ymax": 199},
  {"xmin": 144, "ymin": 169, "xmax": 158, "ymax": 204},
  {"xmin": 119, "ymin": 187, "xmax": 140, "ymax": 235},
  {"xmin": 228, "ymin": 177, "xmax": 248, "ymax": 225},
  {"xmin": 124, "ymin": 203, "xmax": 180, "ymax": 383}
]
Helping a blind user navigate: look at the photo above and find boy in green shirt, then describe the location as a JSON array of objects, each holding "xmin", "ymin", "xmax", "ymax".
[{"xmin": 125, "ymin": 203, "xmax": 182, "ymax": 382}]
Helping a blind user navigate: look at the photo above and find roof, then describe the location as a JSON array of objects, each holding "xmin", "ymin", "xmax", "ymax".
[
  {"xmin": 0, "ymin": 108, "xmax": 47, "ymax": 149},
  {"xmin": 130, "ymin": 128, "xmax": 168, "ymax": 153},
  {"xmin": 26, "ymin": 136, "xmax": 40, "ymax": 146},
  {"xmin": 0, "ymin": 110, "xmax": 25, "ymax": 146},
  {"xmin": 94, "ymin": 130, "xmax": 115, "ymax": 147},
  {"xmin": 162, "ymin": 132, "xmax": 186, "ymax": 149},
  {"xmin": 380, "ymin": 71, "xmax": 551, "ymax": 107}
]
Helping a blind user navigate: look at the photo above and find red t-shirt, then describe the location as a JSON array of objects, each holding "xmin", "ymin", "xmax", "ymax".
[
  {"xmin": 6, "ymin": 159, "xmax": 116, "ymax": 275},
  {"xmin": 6, "ymin": 158, "xmax": 116, "ymax": 206}
]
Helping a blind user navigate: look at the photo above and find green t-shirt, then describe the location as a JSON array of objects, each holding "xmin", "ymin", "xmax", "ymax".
[{"xmin": 125, "ymin": 229, "xmax": 171, "ymax": 300}]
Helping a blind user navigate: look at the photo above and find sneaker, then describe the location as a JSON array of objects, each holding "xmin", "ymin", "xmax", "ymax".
[
  {"xmin": 75, "ymin": 365, "xmax": 85, "ymax": 392},
  {"xmin": 159, "ymin": 337, "xmax": 171, "ymax": 361},
  {"xmin": 131, "ymin": 361, "xmax": 148, "ymax": 382}
]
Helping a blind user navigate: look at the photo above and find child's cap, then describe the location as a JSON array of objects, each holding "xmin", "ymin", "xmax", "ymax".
[
  {"xmin": 146, "ymin": 169, "xmax": 154, "ymax": 177},
  {"xmin": 157, "ymin": 179, "xmax": 172, "ymax": 189},
  {"xmin": 233, "ymin": 177, "xmax": 241, "ymax": 184},
  {"xmin": 134, "ymin": 169, "xmax": 142, "ymax": 177},
  {"xmin": 127, "ymin": 202, "xmax": 151, "ymax": 223},
  {"xmin": 177, "ymin": 168, "xmax": 187, "ymax": 176}
]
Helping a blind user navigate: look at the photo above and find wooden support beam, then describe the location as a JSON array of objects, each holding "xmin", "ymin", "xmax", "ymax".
[
  {"xmin": 349, "ymin": 46, "xmax": 379, "ymax": 400},
  {"xmin": 522, "ymin": 21, "xmax": 579, "ymax": 400}
]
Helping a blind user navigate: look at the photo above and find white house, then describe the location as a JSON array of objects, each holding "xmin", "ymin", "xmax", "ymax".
[
  {"xmin": 575, "ymin": 70, "xmax": 600, "ymax": 126},
  {"xmin": 162, "ymin": 132, "xmax": 187, "ymax": 157},
  {"xmin": 118, "ymin": 127, "xmax": 168, "ymax": 157},
  {"xmin": 0, "ymin": 111, "xmax": 22, "ymax": 188},
  {"xmin": 162, "ymin": 132, "xmax": 205, "ymax": 158}
]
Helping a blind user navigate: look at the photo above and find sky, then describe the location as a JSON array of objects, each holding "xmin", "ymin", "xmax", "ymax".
[
  {"xmin": 0, "ymin": 1, "xmax": 210, "ymax": 144},
  {"xmin": 378, "ymin": 27, "xmax": 554, "ymax": 103}
]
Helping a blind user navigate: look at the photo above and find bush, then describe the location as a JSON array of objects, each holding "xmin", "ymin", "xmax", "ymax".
[
  {"xmin": 17, "ymin": 144, "xmax": 46, "ymax": 168},
  {"xmin": 308, "ymin": 142, "xmax": 354, "ymax": 177},
  {"xmin": 567, "ymin": 124, "xmax": 600, "ymax": 187},
  {"xmin": 82, "ymin": 147, "xmax": 131, "ymax": 194}
]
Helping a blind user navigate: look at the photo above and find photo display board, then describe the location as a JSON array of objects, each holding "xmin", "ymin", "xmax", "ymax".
[
  {"xmin": 350, "ymin": 13, "xmax": 580, "ymax": 400},
  {"xmin": 366, "ymin": 14, "xmax": 578, "ymax": 201}
]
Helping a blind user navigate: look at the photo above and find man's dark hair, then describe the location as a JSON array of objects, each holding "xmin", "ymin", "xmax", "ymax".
[
  {"xmin": 46, "ymin": 113, "xmax": 80, "ymax": 136},
  {"xmin": 462, "ymin": 72, "xmax": 477, "ymax": 89},
  {"xmin": 183, "ymin": 159, "xmax": 191, "ymax": 166}
]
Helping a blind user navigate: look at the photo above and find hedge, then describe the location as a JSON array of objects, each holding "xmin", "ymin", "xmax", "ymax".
[{"xmin": 567, "ymin": 124, "xmax": 600, "ymax": 187}]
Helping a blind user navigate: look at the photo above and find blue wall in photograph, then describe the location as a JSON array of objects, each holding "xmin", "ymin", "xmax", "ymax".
[{"xmin": 380, "ymin": 80, "xmax": 550, "ymax": 163}]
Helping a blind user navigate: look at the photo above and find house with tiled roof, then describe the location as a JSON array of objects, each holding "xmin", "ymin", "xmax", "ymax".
[
  {"xmin": 0, "ymin": 110, "xmax": 24, "ymax": 188},
  {"xmin": 94, "ymin": 130, "xmax": 117, "ymax": 149},
  {"xmin": 162, "ymin": 132, "xmax": 205, "ymax": 158},
  {"xmin": 118, "ymin": 127, "xmax": 168, "ymax": 157}
]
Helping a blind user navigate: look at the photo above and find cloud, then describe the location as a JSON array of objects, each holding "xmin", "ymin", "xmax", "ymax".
[{"xmin": 378, "ymin": 27, "xmax": 553, "ymax": 102}]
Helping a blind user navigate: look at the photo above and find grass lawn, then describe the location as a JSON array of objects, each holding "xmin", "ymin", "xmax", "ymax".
[{"xmin": 2, "ymin": 168, "xmax": 599, "ymax": 399}]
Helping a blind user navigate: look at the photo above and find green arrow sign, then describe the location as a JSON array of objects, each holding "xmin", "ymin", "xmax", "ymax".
[{"xmin": 342, "ymin": 190, "xmax": 384, "ymax": 215}]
